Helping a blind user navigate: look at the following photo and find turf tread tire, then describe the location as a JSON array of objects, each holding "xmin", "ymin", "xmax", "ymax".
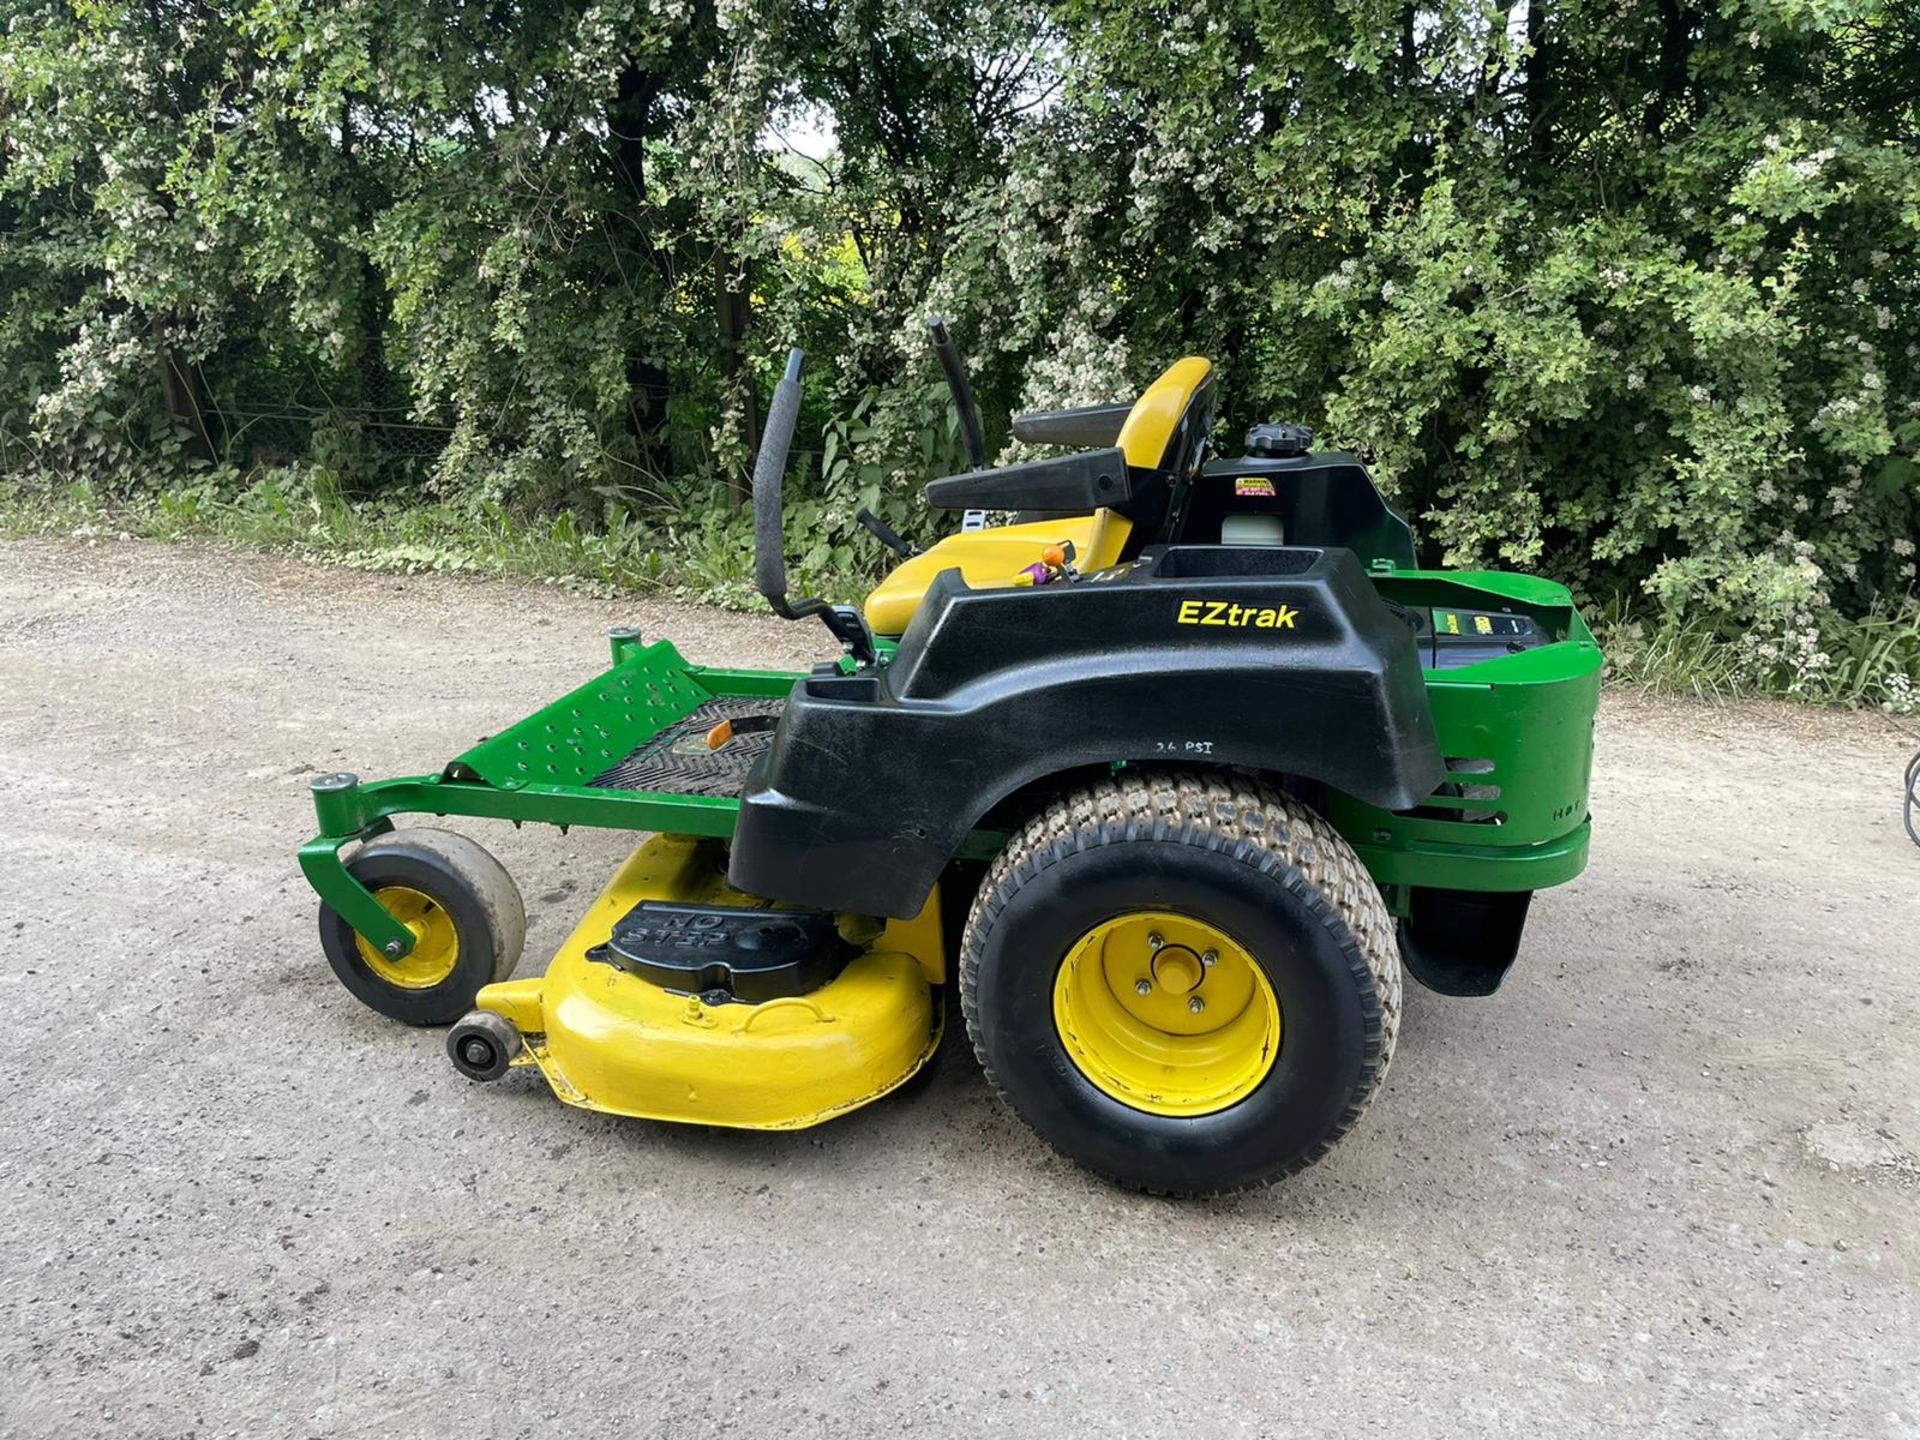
[{"xmin": 958, "ymin": 769, "xmax": 1400, "ymax": 1196}]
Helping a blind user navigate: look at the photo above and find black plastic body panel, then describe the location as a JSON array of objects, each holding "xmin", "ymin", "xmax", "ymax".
[
  {"xmin": 924, "ymin": 447, "xmax": 1131, "ymax": 513},
  {"xmin": 588, "ymin": 901, "xmax": 850, "ymax": 1002},
  {"xmin": 1182, "ymin": 452, "xmax": 1417, "ymax": 568},
  {"xmin": 1411, "ymin": 607, "xmax": 1548, "ymax": 668},
  {"xmin": 729, "ymin": 546, "xmax": 1445, "ymax": 918}
]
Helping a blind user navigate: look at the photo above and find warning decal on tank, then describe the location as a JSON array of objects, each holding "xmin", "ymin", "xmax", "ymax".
[{"xmin": 1234, "ymin": 477, "xmax": 1277, "ymax": 497}]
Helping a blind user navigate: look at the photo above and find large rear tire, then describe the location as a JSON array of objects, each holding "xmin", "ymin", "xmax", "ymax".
[{"xmin": 959, "ymin": 771, "xmax": 1399, "ymax": 1196}]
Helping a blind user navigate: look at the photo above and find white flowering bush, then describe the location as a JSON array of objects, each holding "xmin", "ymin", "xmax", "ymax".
[{"xmin": 0, "ymin": 0, "xmax": 1916, "ymax": 703}]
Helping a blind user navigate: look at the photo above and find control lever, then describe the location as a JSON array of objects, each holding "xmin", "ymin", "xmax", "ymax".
[
  {"xmin": 927, "ymin": 314, "xmax": 988, "ymax": 471},
  {"xmin": 751, "ymin": 348, "xmax": 878, "ymax": 666},
  {"xmin": 1012, "ymin": 540, "xmax": 1079, "ymax": 588},
  {"xmin": 855, "ymin": 507, "xmax": 919, "ymax": 560}
]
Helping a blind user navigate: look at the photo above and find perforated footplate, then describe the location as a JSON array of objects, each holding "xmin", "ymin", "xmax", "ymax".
[{"xmin": 586, "ymin": 697, "xmax": 786, "ymax": 796}]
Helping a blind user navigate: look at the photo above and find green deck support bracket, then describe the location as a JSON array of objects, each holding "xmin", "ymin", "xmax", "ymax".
[{"xmin": 300, "ymin": 828, "xmax": 413, "ymax": 956}]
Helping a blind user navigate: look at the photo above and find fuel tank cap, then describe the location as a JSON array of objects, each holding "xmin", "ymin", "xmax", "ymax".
[{"xmin": 1245, "ymin": 422, "xmax": 1313, "ymax": 458}]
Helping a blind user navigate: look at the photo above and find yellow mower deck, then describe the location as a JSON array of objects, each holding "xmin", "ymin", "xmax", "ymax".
[{"xmin": 474, "ymin": 834, "xmax": 945, "ymax": 1129}]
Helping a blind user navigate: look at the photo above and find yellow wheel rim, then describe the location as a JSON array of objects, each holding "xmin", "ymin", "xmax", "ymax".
[
  {"xmin": 354, "ymin": 886, "xmax": 460, "ymax": 990},
  {"xmin": 1051, "ymin": 910, "xmax": 1280, "ymax": 1117}
]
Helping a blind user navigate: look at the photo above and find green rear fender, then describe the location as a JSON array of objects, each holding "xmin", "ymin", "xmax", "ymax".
[{"xmin": 1330, "ymin": 569, "xmax": 1603, "ymax": 897}]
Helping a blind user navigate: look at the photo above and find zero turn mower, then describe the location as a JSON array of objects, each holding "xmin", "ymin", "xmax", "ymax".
[{"xmin": 299, "ymin": 319, "xmax": 1601, "ymax": 1195}]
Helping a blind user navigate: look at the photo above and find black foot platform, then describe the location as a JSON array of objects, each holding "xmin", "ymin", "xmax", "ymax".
[{"xmin": 587, "ymin": 697, "xmax": 785, "ymax": 796}]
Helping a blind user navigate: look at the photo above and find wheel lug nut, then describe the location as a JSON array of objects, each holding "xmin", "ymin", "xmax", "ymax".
[
  {"xmin": 1188, "ymin": 996, "xmax": 1206, "ymax": 1015},
  {"xmin": 1134, "ymin": 978, "xmax": 1153, "ymax": 996},
  {"xmin": 383, "ymin": 940, "xmax": 405, "ymax": 957},
  {"xmin": 1201, "ymin": 949, "xmax": 1217, "ymax": 968},
  {"xmin": 1147, "ymin": 932, "xmax": 1165, "ymax": 952}
]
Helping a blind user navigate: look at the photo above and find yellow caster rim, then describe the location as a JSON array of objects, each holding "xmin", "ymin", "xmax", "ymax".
[
  {"xmin": 1051, "ymin": 910, "xmax": 1280, "ymax": 1116},
  {"xmin": 355, "ymin": 886, "xmax": 461, "ymax": 990}
]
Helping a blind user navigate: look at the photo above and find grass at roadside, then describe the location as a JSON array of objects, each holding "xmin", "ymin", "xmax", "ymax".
[
  {"xmin": 1593, "ymin": 595, "xmax": 1920, "ymax": 712},
  {"xmin": 0, "ymin": 468, "xmax": 777, "ymax": 607},
  {"xmin": 4, "ymin": 470, "xmax": 1917, "ymax": 714}
]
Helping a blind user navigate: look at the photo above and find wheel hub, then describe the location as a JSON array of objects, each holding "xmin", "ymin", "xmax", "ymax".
[
  {"xmin": 355, "ymin": 886, "xmax": 461, "ymax": 990},
  {"xmin": 1051, "ymin": 911, "xmax": 1281, "ymax": 1116},
  {"xmin": 1149, "ymin": 945, "xmax": 1204, "ymax": 994}
]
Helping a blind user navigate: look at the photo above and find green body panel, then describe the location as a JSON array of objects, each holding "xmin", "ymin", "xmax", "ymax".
[
  {"xmin": 304, "ymin": 576, "xmax": 1602, "ymax": 953},
  {"xmin": 1328, "ymin": 568, "xmax": 1603, "ymax": 902}
]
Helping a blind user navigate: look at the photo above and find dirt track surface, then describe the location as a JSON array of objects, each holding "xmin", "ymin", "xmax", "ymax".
[{"xmin": 1, "ymin": 536, "xmax": 1916, "ymax": 1439}]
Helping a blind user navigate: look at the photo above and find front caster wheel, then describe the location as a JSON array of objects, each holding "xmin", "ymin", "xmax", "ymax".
[
  {"xmin": 317, "ymin": 828, "xmax": 526, "ymax": 1026},
  {"xmin": 447, "ymin": 1011, "xmax": 522, "ymax": 1081}
]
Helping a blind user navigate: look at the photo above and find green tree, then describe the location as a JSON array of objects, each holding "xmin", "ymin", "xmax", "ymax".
[{"xmin": 2, "ymin": 0, "xmax": 1917, "ymax": 703}]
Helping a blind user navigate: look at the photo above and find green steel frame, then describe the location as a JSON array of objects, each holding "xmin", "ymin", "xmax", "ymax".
[
  {"xmin": 303, "ymin": 573, "xmax": 1601, "ymax": 958},
  {"xmin": 299, "ymin": 629, "xmax": 789, "ymax": 957}
]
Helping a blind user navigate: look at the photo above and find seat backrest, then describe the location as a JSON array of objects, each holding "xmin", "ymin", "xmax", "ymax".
[
  {"xmin": 1116, "ymin": 357, "xmax": 1215, "ymax": 476},
  {"xmin": 860, "ymin": 356, "xmax": 1217, "ymax": 636}
]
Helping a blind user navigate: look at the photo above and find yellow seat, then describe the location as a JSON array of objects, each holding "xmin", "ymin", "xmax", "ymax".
[
  {"xmin": 862, "ymin": 512, "xmax": 1133, "ymax": 635},
  {"xmin": 861, "ymin": 356, "xmax": 1216, "ymax": 636}
]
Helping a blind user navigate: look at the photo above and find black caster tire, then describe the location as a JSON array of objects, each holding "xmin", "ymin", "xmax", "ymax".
[
  {"xmin": 959, "ymin": 770, "xmax": 1400, "ymax": 1197},
  {"xmin": 448, "ymin": 1011, "xmax": 522, "ymax": 1081},
  {"xmin": 318, "ymin": 828, "xmax": 526, "ymax": 1026}
]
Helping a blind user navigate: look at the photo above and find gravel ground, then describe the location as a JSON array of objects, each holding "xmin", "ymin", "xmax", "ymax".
[{"xmin": 1, "ymin": 536, "xmax": 1916, "ymax": 1439}]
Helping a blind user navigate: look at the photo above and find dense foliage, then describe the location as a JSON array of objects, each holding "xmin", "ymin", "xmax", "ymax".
[{"xmin": 3, "ymin": 0, "xmax": 1918, "ymax": 700}]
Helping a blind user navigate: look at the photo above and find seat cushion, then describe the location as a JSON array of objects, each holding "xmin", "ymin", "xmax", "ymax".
[{"xmin": 861, "ymin": 511, "xmax": 1133, "ymax": 636}]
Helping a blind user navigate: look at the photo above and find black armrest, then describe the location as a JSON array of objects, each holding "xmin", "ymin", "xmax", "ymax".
[
  {"xmin": 1010, "ymin": 402, "xmax": 1134, "ymax": 448},
  {"xmin": 924, "ymin": 448, "xmax": 1132, "ymax": 513}
]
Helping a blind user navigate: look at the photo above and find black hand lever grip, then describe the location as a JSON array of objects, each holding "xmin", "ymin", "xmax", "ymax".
[
  {"xmin": 753, "ymin": 348, "xmax": 815, "ymax": 619},
  {"xmin": 855, "ymin": 507, "xmax": 918, "ymax": 559},
  {"xmin": 928, "ymin": 314, "xmax": 988, "ymax": 471}
]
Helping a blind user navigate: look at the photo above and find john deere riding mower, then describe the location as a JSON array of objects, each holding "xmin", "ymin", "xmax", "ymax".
[{"xmin": 299, "ymin": 319, "xmax": 1601, "ymax": 1195}]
